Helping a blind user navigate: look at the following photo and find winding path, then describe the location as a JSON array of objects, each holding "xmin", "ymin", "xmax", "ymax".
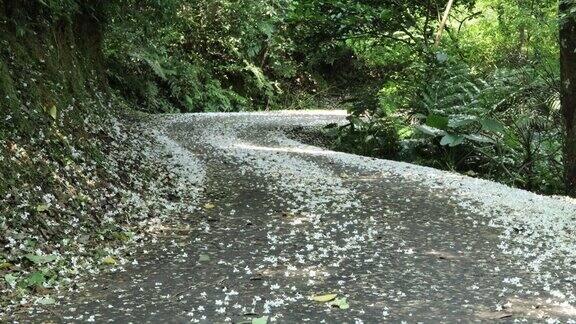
[{"xmin": 19, "ymin": 111, "xmax": 576, "ymax": 322}]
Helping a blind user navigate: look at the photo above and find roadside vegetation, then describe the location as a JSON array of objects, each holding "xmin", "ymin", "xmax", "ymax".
[{"xmin": 101, "ymin": 0, "xmax": 575, "ymax": 196}]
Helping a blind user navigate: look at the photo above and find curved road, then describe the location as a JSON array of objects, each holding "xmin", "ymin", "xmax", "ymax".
[{"xmin": 18, "ymin": 111, "xmax": 576, "ymax": 322}]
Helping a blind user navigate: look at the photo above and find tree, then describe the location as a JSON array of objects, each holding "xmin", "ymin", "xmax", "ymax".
[{"xmin": 559, "ymin": 0, "xmax": 576, "ymax": 195}]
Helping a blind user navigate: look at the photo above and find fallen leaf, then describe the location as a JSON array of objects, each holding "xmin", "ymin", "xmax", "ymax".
[
  {"xmin": 203, "ymin": 203, "xmax": 216, "ymax": 210},
  {"xmin": 252, "ymin": 316, "xmax": 268, "ymax": 324},
  {"xmin": 35, "ymin": 204, "xmax": 49, "ymax": 212},
  {"xmin": 37, "ymin": 296, "xmax": 56, "ymax": 305},
  {"xmin": 49, "ymin": 105, "xmax": 57, "ymax": 120},
  {"xmin": 0, "ymin": 262, "xmax": 12, "ymax": 270},
  {"xmin": 310, "ymin": 293, "xmax": 338, "ymax": 302},
  {"xmin": 4, "ymin": 273, "xmax": 18, "ymax": 288},
  {"xmin": 198, "ymin": 254, "xmax": 210, "ymax": 262},
  {"xmin": 329, "ymin": 297, "xmax": 350, "ymax": 309},
  {"xmin": 22, "ymin": 271, "xmax": 45, "ymax": 287},
  {"xmin": 102, "ymin": 256, "xmax": 117, "ymax": 265},
  {"xmin": 25, "ymin": 253, "xmax": 57, "ymax": 265}
]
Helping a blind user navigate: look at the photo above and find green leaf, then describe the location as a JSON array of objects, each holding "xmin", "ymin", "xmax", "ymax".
[
  {"xmin": 49, "ymin": 105, "xmax": 57, "ymax": 120},
  {"xmin": 252, "ymin": 316, "xmax": 269, "ymax": 324},
  {"xmin": 198, "ymin": 254, "xmax": 211, "ymax": 262},
  {"xmin": 203, "ymin": 203, "xmax": 216, "ymax": 210},
  {"xmin": 480, "ymin": 118, "xmax": 505, "ymax": 133},
  {"xmin": 184, "ymin": 95, "xmax": 195, "ymax": 110},
  {"xmin": 440, "ymin": 134, "xmax": 465, "ymax": 147},
  {"xmin": 22, "ymin": 271, "xmax": 45, "ymax": 287},
  {"xmin": 4, "ymin": 273, "xmax": 18, "ymax": 288},
  {"xmin": 398, "ymin": 126, "xmax": 413, "ymax": 139},
  {"xmin": 415, "ymin": 125, "xmax": 446, "ymax": 137},
  {"xmin": 465, "ymin": 134, "xmax": 495, "ymax": 144},
  {"xmin": 426, "ymin": 114, "xmax": 449, "ymax": 130},
  {"xmin": 25, "ymin": 253, "xmax": 57, "ymax": 264},
  {"xmin": 448, "ymin": 116, "xmax": 477, "ymax": 128},
  {"xmin": 37, "ymin": 296, "xmax": 56, "ymax": 305},
  {"xmin": 35, "ymin": 204, "xmax": 50, "ymax": 212},
  {"xmin": 0, "ymin": 262, "xmax": 12, "ymax": 270},
  {"xmin": 102, "ymin": 256, "xmax": 117, "ymax": 265},
  {"xmin": 329, "ymin": 297, "xmax": 350, "ymax": 310},
  {"xmin": 435, "ymin": 52, "xmax": 449, "ymax": 63}
]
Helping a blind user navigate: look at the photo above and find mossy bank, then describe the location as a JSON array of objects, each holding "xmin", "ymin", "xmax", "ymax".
[{"xmin": 0, "ymin": 1, "xmax": 203, "ymax": 316}]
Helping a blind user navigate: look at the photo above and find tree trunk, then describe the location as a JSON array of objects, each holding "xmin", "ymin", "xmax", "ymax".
[
  {"xmin": 435, "ymin": 0, "xmax": 455, "ymax": 47},
  {"xmin": 560, "ymin": 1, "xmax": 576, "ymax": 196}
]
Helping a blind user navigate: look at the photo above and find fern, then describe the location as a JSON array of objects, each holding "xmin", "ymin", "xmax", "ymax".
[{"xmin": 129, "ymin": 50, "xmax": 175, "ymax": 80}]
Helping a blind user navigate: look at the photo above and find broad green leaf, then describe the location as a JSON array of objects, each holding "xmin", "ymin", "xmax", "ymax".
[
  {"xmin": 448, "ymin": 116, "xmax": 477, "ymax": 128},
  {"xmin": 480, "ymin": 118, "xmax": 505, "ymax": 133},
  {"xmin": 440, "ymin": 134, "xmax": 465, "ymax": 147},
  {"xmin": 25, "ymin": 253, "xmax": 57, "ymax": 264},
  {"xmin": 310, "ymin": 293, "xmax": 338, "ymax": 302},
  {"xmin": 426, "ymin": 114, "xmax": 449, "ymax": 130},
  {"xmin": 198, "ymin": 254, "xmax": 210, "ymax": 262},
  {"xmin": 203, "ymin": 203, "xmax": 216, "ymax": 210},
  {"xmin": 415, "ymin": 125, "xmax": 446, "ymax": 137},
  {"xmin": 22, "ymin": 271, "xmax": 45, "ymax": 287}
]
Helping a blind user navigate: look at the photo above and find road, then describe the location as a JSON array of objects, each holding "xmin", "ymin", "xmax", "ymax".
[{"xmin": 17, "ymin": 111, "xmax": 576, "ymax": 322}]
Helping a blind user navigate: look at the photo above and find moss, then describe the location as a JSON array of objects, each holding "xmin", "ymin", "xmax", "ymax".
[{"xmin": 0, "ymin": 58, "xmax": 18, "ymax": 107}]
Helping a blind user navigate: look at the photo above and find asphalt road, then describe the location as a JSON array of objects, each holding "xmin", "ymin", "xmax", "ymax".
[{"xmin": 16, "ymin": 111, "xmax": 576, "ymax": 323}]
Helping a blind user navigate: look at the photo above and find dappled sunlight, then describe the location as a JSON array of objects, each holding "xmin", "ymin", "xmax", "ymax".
[
  {"xmin": 234, "ymin": 143, "xmax": 337, "ymax": 156},
  {"xmin": 185, "ymin": 110, "xmax": 348, "ymax": 118},
  {"xmin": 267, "ymin": 110, "xmax": 347, "ymax": 116},
  {"xmin": 476, "ymin": 297, "xmax": 576, "ymax": 320}
]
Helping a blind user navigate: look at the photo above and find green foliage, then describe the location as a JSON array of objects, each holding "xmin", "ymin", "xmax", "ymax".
[
  {"xmin": 326, "ymin": 116, "xmax": 400, "ymax": 159},
  {"xmin": 35, "ymin": 0, "xmax": 80, "ymax": 18},
  {"xmin": 454, "ymin": 0, "xmax": 558, "ymax": 70},
  {"xmin": 412, "ymin": 61, "xmax": 510, "ymax": 147},
  {"xmin": 103, "ymin": 0, "xmax": 297, "ymax": 112},
  {"xmin": 107, "ymin": 47, "xmax": 247, "ymax": 112},
  {"xmin": 325, "ymin": 87, "xmax": 400, "ymax": 158},
  {"xmin": 307, "ymin": 0, "xmax": 563, "ymax": 194}
]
